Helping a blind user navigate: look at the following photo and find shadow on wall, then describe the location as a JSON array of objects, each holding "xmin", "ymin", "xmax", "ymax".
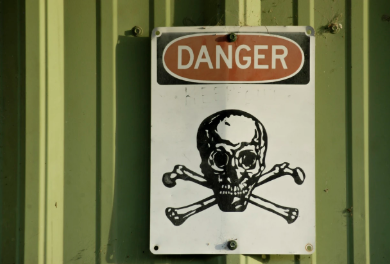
[
  {"xmin": 104, "ymin": 0, "xmax": 227, "ymax": 262},
  {"xmin": 104, "ymin": 35, "xmax": 222, "ymax": 263}
]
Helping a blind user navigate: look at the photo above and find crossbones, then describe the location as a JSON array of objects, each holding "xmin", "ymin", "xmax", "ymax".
[{"xmin": 162, "ymin": 110, "xmax": 305, "ymax": 226}]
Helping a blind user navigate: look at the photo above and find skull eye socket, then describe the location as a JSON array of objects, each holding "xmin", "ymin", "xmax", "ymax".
[
  {"xmin": 238, "ymin": 151, "xmax": 257, "ymax": 170},
  {"xmin": 209, "ymin": 150, "xmax": 229, "ymax": 171}
]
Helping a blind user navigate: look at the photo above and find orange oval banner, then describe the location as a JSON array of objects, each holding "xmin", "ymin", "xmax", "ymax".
[{"xmin": 163, "ymin": 33, "xmax": 304, "ymax": 83}]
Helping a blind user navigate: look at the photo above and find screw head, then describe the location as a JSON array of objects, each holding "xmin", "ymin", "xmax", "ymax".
[
  {"xmin": 227, "ymin": 240, "xmax": 237, "ymax": 250},
  {"xmin": 228, "ymin": 33, "xmax": 237, "ymax": 42},
  {"xmin": 132, "ymin": 26, "xmax": 143, "ymax": 37},
  {"xmin": 329, "ymin": 23, "xmax": 340, "ymax": 34}
]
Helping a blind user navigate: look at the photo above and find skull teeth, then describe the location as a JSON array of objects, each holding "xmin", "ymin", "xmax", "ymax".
[
  {"xmin": 220, "ymin": 183, "xmax": 251, "ymax": 196},
  {"xmin": 219, "ymin": 190, "xmax": 245, "ymax": 196}
]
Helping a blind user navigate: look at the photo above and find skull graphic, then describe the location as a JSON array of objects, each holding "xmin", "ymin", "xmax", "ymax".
[
  {"xmin": 197, "ymin": 110, "xmax": 267, "ymax": 212},
  {"xmin": 162, "ymin": 109, "xmax": 305, "ymax": 226}
]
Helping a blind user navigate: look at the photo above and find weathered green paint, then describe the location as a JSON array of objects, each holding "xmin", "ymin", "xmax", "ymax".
[
  {"xmin": 0, "ymin": 0, "xmax": 388, "ymax": 263},
  {"xmin": 63, "ymin": 1, "xmax": 97, "ymax": 263},
  {"xmin": 314, "ymin": 0, "xmax": 349, "ymax": 263}
]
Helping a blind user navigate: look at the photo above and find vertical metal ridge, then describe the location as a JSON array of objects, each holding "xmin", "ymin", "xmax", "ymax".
[
  {"xmin": 225, "ymin": 0, "xmax": 261, "ymax": 26},
  {"xmin": 24, "ymin": 0, "xmax": 47, "ymax": 262},
  {"xmin": 309, "ymin": 0, "xmax": 314, "ymax": 28},
  {"xmin": 0, "ymin": 0, "xmax": 4, "ymax": 261},
  {"xmin": 297, "ymin": 0, "xmax": 314, "ymax": 27},
  {"xmin": 16, "ymin": 0, "xmax": 26, "ymax": 262},
  {"xmin": 154, "ymin": 0, "xmax": 171, "ymax": 28},
  {"xmin": 95, "ymin": 0, "xmax": 102, "ymax": 263},
  {"xmin": 43, "ymin": 0, "xmax": 48, "ymax": 261},
  {"xmin": 363, "ymin": 1, "xmax": 370, "ymax": 262},
  {"xmin": 39, "ymin": 0, "xmax": 47, "ymax": 262},
  {"xmin": 292, "ymin": 0, "xmax": 298, "ymax": 26},
  {"xmin": 345, "ymin": 0, "xmax": 354, "ymax": 263},
  {"xmin": 149, "ymin": 0, "xmax": 154, "ymax": 33},
  {"xmin": 45, "ymin": 0, "xmax": 65, "ymax": 262},
  {"xmin": 99, "ymin": 0, "xmax": 117, "ymax": 262},
  {"xmin": 351, "ymin": 0, "xmax": 370, "ymax": 263}
]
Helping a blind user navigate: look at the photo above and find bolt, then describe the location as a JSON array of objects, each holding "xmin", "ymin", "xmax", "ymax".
[
  {"xmin": 228, "ymin": 33, "xmax": 237, "ymax": 42},
  {"xmin": 133, "ymin": 26, "xmax": 143, "ymax": 37},
  {"xmin": 227, "ymin": 240, "xmax": 237, "ymax": 250},
  {"xmin": 328, "ymin": 23, "xmax": 341, "ymax": 34}
]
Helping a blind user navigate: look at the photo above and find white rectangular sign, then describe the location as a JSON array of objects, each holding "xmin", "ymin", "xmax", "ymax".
[{"xmin": 150, "ymin": 26, "xmax": 315, "ymax": 255}]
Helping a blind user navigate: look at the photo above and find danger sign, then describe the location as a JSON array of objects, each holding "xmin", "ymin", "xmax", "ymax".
[
  {"xmin": 151, "ymin": 26, "xmax": 315, "ymax": 255},
  {"xmin": 163, "ymin": 34, "xmax": 304, "ymax": 83}
]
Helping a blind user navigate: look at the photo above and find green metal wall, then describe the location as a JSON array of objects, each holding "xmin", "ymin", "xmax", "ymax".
[{"xmin": 1, "ymin": 0, "xmax": 390, "ymax": 263}]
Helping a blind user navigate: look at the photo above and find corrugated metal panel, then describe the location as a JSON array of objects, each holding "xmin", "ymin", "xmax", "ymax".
[{"xmin": 0, "ymin": 0, "xmax": 385, "ymax": 263}]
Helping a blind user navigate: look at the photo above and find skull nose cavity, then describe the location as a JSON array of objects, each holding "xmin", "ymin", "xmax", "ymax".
[
  {"xmin": 227, "ymin": 176, "xmax": 242, "ymax": 185},
  {"xmin": 225, "ymin": 164, "xmax": 244, "ymax": 183}
]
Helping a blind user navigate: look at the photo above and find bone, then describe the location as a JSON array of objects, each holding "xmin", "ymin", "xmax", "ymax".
[
  {"xmin": 249, "ymin": 194, "xmax": 299, "ymax": 224},
  {"xmin": 165, "ymin": 194, "xmax": 299, "ymax": 226},
  {"xmin": 162, "ymin": 165, "xmax": 211, "ymax": 188},
  {"xmin": 165, "ymin": 196, "xmax": 217, "ymax": 226},
  {"xmin": 255, "ymin": 162, "xmax": 305, "ymax": 187}
]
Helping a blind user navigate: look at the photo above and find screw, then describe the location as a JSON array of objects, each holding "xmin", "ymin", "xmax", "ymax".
[
  {"xmin": 133, "ymin": 26, "xmax": 143, "ymax": 37},
  {"xmin": 346, "ymin": 206, "xmax": 353, "ymax": 216},
  {"xmin": 228, "ymin": 33, "xmax": 237, "ymax": 42},
  {"xmin": 227, "ymin": 240, "xmax": 237, "ymax": 250},
  {"xmin": 328, "ymin": 23, "xmax": 341, "ymax": 34}
]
